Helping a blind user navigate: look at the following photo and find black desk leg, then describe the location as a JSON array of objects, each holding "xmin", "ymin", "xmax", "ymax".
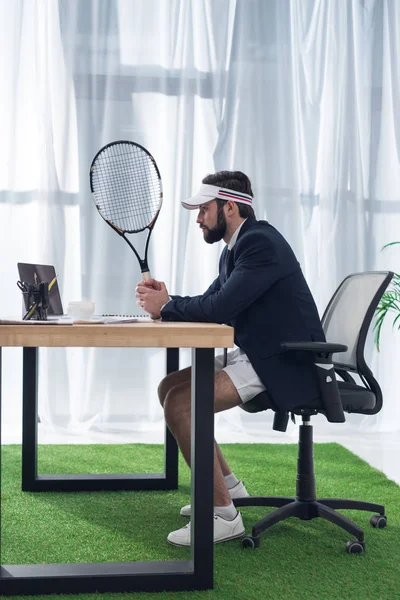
[
  {"xmin": 191, "ymin": 348, "xmax": 215, "ymax": 587},
  {"xmin": 0, "ymin": 348, "xmax": 2, "ymax": 554},
  {"xmin": 164, "ymin": 348, "xmax": 179, "ymax": 488},
  {"xmin": 0, "ymin": 346, "xmax": 215, "ymax": 594},
  {"xmin": 21, "ymin": 347, "xmax": 181, "ymax": 493},
  {"xmin": 22, "ymin": 348, "xmax": 38, "ymax": 492}
]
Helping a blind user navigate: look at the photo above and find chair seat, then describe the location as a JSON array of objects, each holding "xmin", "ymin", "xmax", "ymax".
[
  {"xmin": 338, "ymin": 381, "xmax": 376, "ymax": 412},
  {"xmin": 239, "ymin": 391, "xmax": 276, "ymax": 414},
  {"xmin": 240, "ymin": 382, "xmax": 376, "ymax": 417}
]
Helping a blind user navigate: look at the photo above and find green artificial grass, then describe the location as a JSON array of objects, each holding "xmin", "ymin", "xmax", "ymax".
[{"xmin": 1, "ymin": 443, "xmax": 400, "ymax": 600}]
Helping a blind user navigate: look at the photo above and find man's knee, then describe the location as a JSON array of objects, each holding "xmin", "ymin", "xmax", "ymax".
[
  {"xmin": 158, "ymin": 367, "xmax": 191, "ymax": 407},
  {"xmin": 158, "ymin": 376, "xmax": 171, "ymax": 408},
  {"xmin": 164, "ymin": 382, "xmax": 190, "ymax": 428},
  {"xmin": 158, "ymin": 373, "xmax": 178, "ymax": 407}
]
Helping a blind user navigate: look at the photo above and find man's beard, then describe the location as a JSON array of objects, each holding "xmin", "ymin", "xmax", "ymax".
[{"xmin": 203, "ymin": 204, "xmax": 227, "ymax": 244}]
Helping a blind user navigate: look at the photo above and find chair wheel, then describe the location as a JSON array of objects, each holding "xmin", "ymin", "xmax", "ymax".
[
  {"xmin": 241, "ymin": 535, "xmax": 260, "ymax": 549},
  {"xmin": 370, "ymin": 514, "xmax": 387, "ymax": 528},
  {"xmin": 346, "ymin": 540, "xmax": 365, "ymax": 554}
]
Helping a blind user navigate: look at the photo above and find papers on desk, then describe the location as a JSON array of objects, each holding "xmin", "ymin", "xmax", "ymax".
[
  {"xmin": 0, "ymin": 316, "xmax": 152, "ymax": 325},
  {"xmin": 0, "ymin": 318, "xmax": 71, "ymax": 325},
  {"xmin": 72, "ymin": 316, "xmax": 153, "ymax": 324}
]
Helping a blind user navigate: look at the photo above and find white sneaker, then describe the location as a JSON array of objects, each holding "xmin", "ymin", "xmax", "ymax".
[
  {"xmin": 167, "ymin": 512, "xmax": 245, "ymax": 547},
  {"xmin": 180, "ymin": 481, "xmax": 249, "ymax": 517}
]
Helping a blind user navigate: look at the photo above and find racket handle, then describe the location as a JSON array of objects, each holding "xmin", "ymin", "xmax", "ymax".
[{"xmin": 142, "ymin": 270, "xmax": 152, "ymax": 281}]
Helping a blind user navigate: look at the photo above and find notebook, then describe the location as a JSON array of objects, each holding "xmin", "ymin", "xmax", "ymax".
[{"xmin": 16, "ymin": 263, "xmax": 149, "ymax": 323}]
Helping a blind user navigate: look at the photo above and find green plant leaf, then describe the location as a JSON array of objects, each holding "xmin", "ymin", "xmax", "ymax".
[
  {"xmin": 374, "ymin": 246, "xmax": 400, "ymax": 350},
  {"xmin": 375, "ymin": 319, "xmax": 383, "ymax": 351},
  {"xmin": 382, "ymin": 241, "xmax": 400, "ymax": 250}
]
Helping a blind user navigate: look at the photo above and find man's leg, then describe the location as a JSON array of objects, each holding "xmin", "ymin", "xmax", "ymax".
[
  {"xmin": 163, "ymin": 371, "xmax": 242, "ymax": 507},
  {"xmin": 215, "ymin": 441, "xmax": 232, "ymax": 477},
  {"xmin": 163, "ymin": 371, "xmax": 246, "ymax": 545},
  {"xmin": 159, "ymin": 369, "xmax": 236, "ymax": 479}
]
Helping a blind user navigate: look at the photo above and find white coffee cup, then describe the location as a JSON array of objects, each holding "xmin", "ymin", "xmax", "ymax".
[{"xmin": 67, "ymin": 300, "xmax": 95, "ymax": 320}]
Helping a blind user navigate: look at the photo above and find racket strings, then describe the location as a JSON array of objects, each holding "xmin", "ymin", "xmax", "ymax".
[{"xmin": 91, "ymin": 143, "xmax": 161, "ymax": 232}]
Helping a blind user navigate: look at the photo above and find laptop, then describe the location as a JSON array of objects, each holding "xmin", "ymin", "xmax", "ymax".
[
  {"xmin": 17, "ymin": 263, "xmax": 148, "ymax": 323},
  {"xmin": 17, "ymin": 263, "xmax": 64, "ymax": 317}
]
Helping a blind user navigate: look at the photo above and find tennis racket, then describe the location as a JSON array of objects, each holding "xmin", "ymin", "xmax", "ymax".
[{"xmin": 90, "ymin": 140, "xmax": 163, "ymax": 280}]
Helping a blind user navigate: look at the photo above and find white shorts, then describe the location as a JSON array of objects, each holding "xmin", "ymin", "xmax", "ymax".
[{"xmin": 215, "ymin": 347, "xmax": 266, "ymax": 403}]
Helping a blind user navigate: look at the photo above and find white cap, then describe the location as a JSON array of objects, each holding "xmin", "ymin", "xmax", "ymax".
[{"xmin": 182, "ymin": 184, "xmax": 253, "ymax": 210}]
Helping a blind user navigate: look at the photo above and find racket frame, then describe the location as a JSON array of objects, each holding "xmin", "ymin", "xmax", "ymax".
[{"xmin": 90, "ymin": 140, "xmax": 162, "ymax": 279}]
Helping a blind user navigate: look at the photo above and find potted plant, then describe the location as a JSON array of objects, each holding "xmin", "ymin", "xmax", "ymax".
[{"xmin": 374, "ymin": 242, "xmax": 400, "ymax": 351}]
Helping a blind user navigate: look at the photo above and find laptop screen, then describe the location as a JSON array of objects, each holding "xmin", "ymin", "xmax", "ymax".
[{"xmin": 17, "ymin": 263, "xmax": 64, "ymax": 316}]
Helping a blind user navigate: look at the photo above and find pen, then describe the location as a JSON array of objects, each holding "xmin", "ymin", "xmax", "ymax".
[
  {"xmin": 49, "ymin": 275, "xmax": 57, "ymax": 291},
  {"xmin": 22, "ymin": 276, "xmax": 57, "ymax": 320}
]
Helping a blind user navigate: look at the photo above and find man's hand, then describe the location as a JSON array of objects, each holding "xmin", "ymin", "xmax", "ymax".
[
  {"xmin": 138, "ymin": 278, "xmax": 162, "ymax": 291},
  {"xmin": 135, "ymin": 279, "xmax": 170, "ymax": 319}
]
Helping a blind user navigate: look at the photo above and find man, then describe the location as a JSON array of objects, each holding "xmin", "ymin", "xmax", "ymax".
[{"xmin": 135, "ymin": 170, "xmax": 325, "ymax": 547}]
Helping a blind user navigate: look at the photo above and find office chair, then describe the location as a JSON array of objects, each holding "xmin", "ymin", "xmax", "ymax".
[{"xmin": 236, "ymin": 271, "xmax": 394, "ymax": 553}]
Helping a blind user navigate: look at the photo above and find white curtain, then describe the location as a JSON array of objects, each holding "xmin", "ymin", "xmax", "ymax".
[{"xmin": 1, "ymin": 0, "xmax": 399, "ymax": 442}]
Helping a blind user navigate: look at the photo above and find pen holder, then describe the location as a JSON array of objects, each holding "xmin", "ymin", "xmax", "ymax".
[{"xmin": 19, "ymin": 281, "xmax": 49, "ymax": 321}]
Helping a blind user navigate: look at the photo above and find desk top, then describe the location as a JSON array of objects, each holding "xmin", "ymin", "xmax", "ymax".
[{"xmin": 0, "ymin": 322, "xmax": 234, "ymax": 348}]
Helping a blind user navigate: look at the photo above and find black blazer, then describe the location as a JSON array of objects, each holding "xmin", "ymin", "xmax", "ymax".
[{"xmin": 161, "ymin": 218, "xmax": 325, "ymax": 410}]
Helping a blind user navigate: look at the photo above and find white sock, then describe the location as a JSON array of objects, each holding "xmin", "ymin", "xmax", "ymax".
[
  {"xmin": 224, "ymin": 472, "xmax": 240, "ymax": 490},
  {"xmin": 214, "ymin": 501, "xmax": 237, "ymax": 520}
]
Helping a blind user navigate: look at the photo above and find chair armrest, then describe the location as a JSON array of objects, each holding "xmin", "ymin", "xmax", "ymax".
[
  {"xmin": 281, "ymin": 341, "xmax": 348, "ymax": 354},
  {"xmin": 280, "ymin": 341, "xmax": 346, "ymax": 423}
]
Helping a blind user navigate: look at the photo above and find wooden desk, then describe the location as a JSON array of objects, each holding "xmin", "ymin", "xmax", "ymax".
[{"xmin": 0, "ymin": 322, "xmax": 234, "ymax": 595}]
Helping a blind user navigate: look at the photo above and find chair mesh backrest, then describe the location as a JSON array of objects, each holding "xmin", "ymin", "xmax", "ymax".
[{"xmin": 321, "ymin": 272, "xmax": 390, "ymax": 370}]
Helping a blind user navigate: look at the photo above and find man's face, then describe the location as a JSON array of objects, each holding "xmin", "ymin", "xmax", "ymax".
[{"xmin": 196, "ymin": 200, "xmax": 227, "ymax": 244}]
